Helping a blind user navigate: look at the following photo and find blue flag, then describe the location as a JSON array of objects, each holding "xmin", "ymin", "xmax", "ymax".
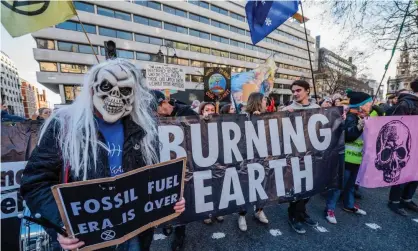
[{"xmin": 246, "ymin": 0, "xmax": 299, "ymax": 45}]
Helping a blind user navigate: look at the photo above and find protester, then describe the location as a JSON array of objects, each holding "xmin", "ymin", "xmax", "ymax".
[
  {"xmin": 268, "ymin": 92, "xmax": 281, "ymax": 111},
  {"xmin": 386, "ymin": 89, "xmax": 409, "ymax": 115},
  {"xmin": 236, "ymin": 92, "xmax": 269, "ymax": 232},
  {"xmin": 320, "ymin": 97, "xmax": 333, "ymax": 107},
  {"xmin": 220, "ymin": 103, "xmax": 236, "ymax": 114},
  {"xmin": 36, "ymin": 107, "xmax": 51, "ymax": 121},
  {"xmin": 150, "ymin": 90, "xmax": 195, "ymax": 251},
  {"xmin": 152, "ymin": 91, "xmax": 198, "ymax": 117},
  {"xmin": 20, "ymin": 60, "xmax": 186, "ymax": 251},
  {"xmin": 387, "ymin": 79, "xmax": 418, "ymax": 216},
  {"xmin": 282, "ymin": 80, "xmax": 319, "ymax": 234},
  {"xmin": 199, "ymin": 102, "xmax": 216, "ymax": 116},
  {"xmin": 325, "ymin": 91, "xmax": 371, "ymax": 224},
  {"xmin": 1, "ymin": 101, "xmax": 27, "ymax": 122}
]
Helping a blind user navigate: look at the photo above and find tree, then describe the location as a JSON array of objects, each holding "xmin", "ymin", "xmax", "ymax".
[{"xmin": 315, "ymin": 0, "xmax": 418, "ymax": 75}]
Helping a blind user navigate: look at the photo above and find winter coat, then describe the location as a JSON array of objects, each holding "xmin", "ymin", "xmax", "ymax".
[
  {"xmin": 345, "ymin": 112, "xmax": 363, "ymax": 143},
  {"xmin": 20, "ymin": 116, "xmax": 158, "ymax": 250},
  {"xmin": 1, "ymin": 110, "xmax": 27, "ymax": 122},
  {"xmin": 391, "ymin": 93, "xmax": 418, "ymax": 116},
  {"xmin": 170, "ymin": 103, "xmax": 198, "ymax": 117}
]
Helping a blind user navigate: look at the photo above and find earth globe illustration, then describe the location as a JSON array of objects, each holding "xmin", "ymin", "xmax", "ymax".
[{"xmin": 209, "ymin": 73, "xmax": 226, "ymax": 96}]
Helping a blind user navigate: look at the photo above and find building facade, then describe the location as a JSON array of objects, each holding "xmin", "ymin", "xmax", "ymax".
[
  {"xmin": 20, "ymin": 79, "xmax": 38, "ymax": 119},
  {"xmin": 314, "ymin": 46, "xmax": 372, "ymax": 96},
  {"xmin": 1, "ymin": 51, "xmax": 24, "ymax": 116},
  {"xmin": 386, "ymin": 43, "xmax": 416, "ymax": 95},
  {"xmin": 31, "ymin": 0, "xmax": 315, "ymax": 105}
]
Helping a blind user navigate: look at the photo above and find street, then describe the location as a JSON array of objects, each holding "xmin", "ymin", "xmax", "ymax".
[{"xmin": 151, "ymin": 187, "xmax": 418, "ymax": 251}]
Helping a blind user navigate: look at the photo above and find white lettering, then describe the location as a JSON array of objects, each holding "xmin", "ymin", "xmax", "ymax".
[
  {"xmin": 269, "ymin": 159, "xmax": 287, "ymax": 197},
  {"xmin": 245, "ymin": 120, "xmax": 268, "ymax": 159},
  {"xmin": 219, "ymin": 167, "xmax": 245, "ymax": 209},
  {"xmin": 158, "ymin": 125, "xmax": 187, "ymax": 162},
  {"xmin": 193, "ymin": 170, "xmax": 214, "ymax": 213},
  {"xmin": 84, "ymin": 199, "xmax": 100, "ymax": 214},
  {"xmin": 78, "ymin": 223, "xmax": 88, "ymax": 234},
  {"xmin": 222, "ymin": 122, "xmax": 243, "ymax": 164},
  {"xmin": 70, "ymin": 202, "xmax": 82, "ymax": 216},
  {"xmin": 282, "ymin": 117, "xmax": 307, "ymax": 154},
  {"xmin": 291, "ymin": 155, "xmax": 313, "ymax": 193},
  {"xmin": 191, "ymin": 123, "xmax": 219, "ymax": 167},
  {"xmin": 247, "ymin": 163, "xmax": 268, "ymax": 202},
  {"xmin": 144, "ymin": 201, "xmax": 153, "ymax": 212},
  {"xmin": 308, "ymin": 114, "xmax": 331, "ymax": 150},
  {"xmin": 269, "ymin": 119, "xmax": 282, "ymax": 156}
]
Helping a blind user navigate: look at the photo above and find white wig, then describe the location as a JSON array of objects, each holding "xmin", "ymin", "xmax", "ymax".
[{"xmin": 38, "ymin": 59, "xmax": 159, "ymax": 180}]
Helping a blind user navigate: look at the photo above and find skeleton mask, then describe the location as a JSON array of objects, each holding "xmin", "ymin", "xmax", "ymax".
[
  {"xmin": 374, "ymin": 120, "xmax": 411, "ymax": 183},
  {"xmin": 93, "ymin": 64, "xmax": 135, "ymax": 123}
]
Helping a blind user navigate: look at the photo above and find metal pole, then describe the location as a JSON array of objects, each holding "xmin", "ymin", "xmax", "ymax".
[
  {"xmin": 299, "ymin": 1, "xmax": 318, "ymax": 100},
  {"xmin": 76, "ymin": 14, "xmax": 99, "ymax": 63}
]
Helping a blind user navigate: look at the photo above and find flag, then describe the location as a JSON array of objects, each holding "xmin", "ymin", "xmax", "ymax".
[
  {"xmin": 246, "ymin": 0, "xmax": 299, "ymax": 45},
  {"xmin": 1, "ymin": 0, "xmax": 76, "ymax": 37}
]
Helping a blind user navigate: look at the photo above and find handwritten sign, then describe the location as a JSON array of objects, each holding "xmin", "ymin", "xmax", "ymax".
[
  {"xmin": 52, "ymin": 158, "xmax": 186, "ymax": 251},
  {"xmin": 146, "ymin": 64, "xmax": 185, "ymax": 91}
]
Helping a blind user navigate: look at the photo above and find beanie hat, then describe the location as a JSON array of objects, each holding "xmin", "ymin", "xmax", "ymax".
[
  {"xmin": 150, "ymin": 90, "xmax": 166, "ymax": 104},
  {"xmin": 347, "ymin": 91, "xmax": 372, "ymax": 108}
]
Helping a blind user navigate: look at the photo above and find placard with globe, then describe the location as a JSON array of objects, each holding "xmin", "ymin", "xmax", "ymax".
[{"xmin": 204, "ymin": 67, "xmax": 231, "ymax": 102}]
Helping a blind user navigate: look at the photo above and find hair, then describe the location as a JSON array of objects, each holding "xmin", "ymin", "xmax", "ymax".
[
  {"xmin": 246, "ymin": 92, "xmax": 265, "ymax": 114},
  {"xmin": 37, "ymin": 59, "xmax": 159, "ymax": 180},
  {"xmin": 199, "ymin": 102, "xmax": 216, "ymax": 115},
  {"xmin": 410, "ymin": 79, "xmax": 418, "ymax": 92},
  {"xmin": 290, "ymin": 80, "xmax": 310, "ymax": 93},
  {"xmin": 268, "ymin": 93, "xmax": 281, "ymax": 107},
  {"xmin": 220, "ymin": 104, "xmax": 232, "ymax": 114}
]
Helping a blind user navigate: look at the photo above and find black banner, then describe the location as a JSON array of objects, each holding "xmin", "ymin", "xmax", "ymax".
[
  {"xmin": 204, "ymin": 67, "xmax": 231, "ymax": 102},
  {"xmin": 52, "ymin": 159, "xmax": 186, "ymax": 250},
  {"xmin": 158, "ymin": 107, "xmax": 344, "ymax": 223}
]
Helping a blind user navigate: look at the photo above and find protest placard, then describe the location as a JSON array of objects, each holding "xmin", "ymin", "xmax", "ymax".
[
  {"xmin": 204, "ymin": 67, "xmax": 231, "ymax": 102},
  {"xmin": 146, "ymin": 63, "xmax": 185, "ymax": 91},
  {"xmin": 51, "ymin": 158, "xmax": 186, "ymax": 251}
]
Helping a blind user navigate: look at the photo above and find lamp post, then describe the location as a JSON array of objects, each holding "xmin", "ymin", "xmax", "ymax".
[{"xmin": 156, "ymin": 44, "xmax": 178, "ymax": 99}]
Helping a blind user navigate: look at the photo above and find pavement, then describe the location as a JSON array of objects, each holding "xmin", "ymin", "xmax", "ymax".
[{"xmin": 150, "ymin": 187, "xmax": 418, "ymax": 251}]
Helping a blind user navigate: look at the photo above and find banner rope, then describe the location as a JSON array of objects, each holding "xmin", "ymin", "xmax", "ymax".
[{"xmin": 373, "ymin": 0, "xmax": 412, "ymax": 104}]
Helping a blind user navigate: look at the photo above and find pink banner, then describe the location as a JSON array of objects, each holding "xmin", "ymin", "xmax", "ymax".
[{"xmin": 356, "ymin": 116, "xmax": 418, "ymax": 188}]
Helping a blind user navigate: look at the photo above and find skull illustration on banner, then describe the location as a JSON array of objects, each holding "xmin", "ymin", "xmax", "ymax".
[
  {"xmin": 374, "ymin": 120, "xmax": 411, "ymax": 183},
  {"xmin": 93, "ymin": 64, "xmax": 135, "ymax": 123}
]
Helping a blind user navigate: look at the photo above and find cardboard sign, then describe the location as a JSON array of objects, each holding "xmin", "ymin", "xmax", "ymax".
[
  {"xmin": 204, "ymin": 67, "xmax": 231, "ymax": 102},
  {"xmin": 146, "ymin": 64, "xmax": 185, "ymax": 91},
  {"xmin": 52, "ymin": 158, "xmax": 186, "ymax": 251}
]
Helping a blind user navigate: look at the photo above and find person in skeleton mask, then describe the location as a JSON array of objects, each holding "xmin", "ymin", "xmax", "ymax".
[
  {"xmin": 324, "ymin": 91, "xmax": 371, "ymax": 224},
  {"xmin": 20, "ymin": 60, "xmax": 186, "ymax": 251}
]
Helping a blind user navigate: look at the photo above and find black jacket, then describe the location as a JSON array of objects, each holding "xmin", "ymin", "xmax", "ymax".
[
  {"xmin": 345, "ymin": 112, "xmax": 363, "ymax": 143},
  {"xmin": 20, "ymin": 117, "xmax": 158, "ymax": 248},
  {"xmin": 391, "ymin": 93, "xmax": 418, "ymax": 116},
  {"xmin": 170, "ymin": 103, "xmax": 198, "ymax": 117}
]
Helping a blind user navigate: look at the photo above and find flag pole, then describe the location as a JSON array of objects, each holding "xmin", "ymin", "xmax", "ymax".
[
  {"xmin": 299, "ymin": 1, "xmax": 318, "ymax": 101},
  {"xmin": 76, "ymin": 14, "xmax": 100, "ymax": 63}
]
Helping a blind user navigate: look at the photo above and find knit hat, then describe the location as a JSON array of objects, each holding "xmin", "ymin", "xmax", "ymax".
[
  {"xmin": 150, "ymin": 90, "xmax": 166, "ymax": 105},
  {"xmin": 347, "ymin": 91, "xmax": 372, "ymax": 108}
]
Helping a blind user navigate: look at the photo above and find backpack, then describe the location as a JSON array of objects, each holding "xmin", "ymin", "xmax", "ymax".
[{"xmin": 393, "ymin": 98, "xmax": 417, "ymax": 115}]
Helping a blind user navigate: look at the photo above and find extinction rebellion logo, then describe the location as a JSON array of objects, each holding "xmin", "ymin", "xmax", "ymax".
[
  {"xmin": 101, "ymin": 230, "xmax": 116, "ymax": 241},
  {"xmin": 1, "ymin": 1, "xmax": 50, "ymax": 16}
]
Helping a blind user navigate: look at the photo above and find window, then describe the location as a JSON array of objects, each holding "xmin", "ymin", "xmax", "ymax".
[
  {"xmin": 191, "ymin": 60, "xmax": 203, "ymax": 67},
  {"xmin": 230, "ymin": 12, "xmax": 245, "ymax": 22},
  {"xmin": 230, "ymin": 40, "xmax": 238, "ymax": 47},
  {"xmin": 164, "ymin": 23, "xmax": 187, "ymax": 34},
  {"xmin": 97, "ymin": 7, "xmax": 131, "ymax": 21},
  {"xmin": 74, "ymin": 1, "xmax": 94, "ymax": 13},
  {"xmin": 230, "ymin": 53, "xmax": 238, "ymax": 60},
  {"xmin": 166, "ymin": 40, "xmax": 189, "ymax": 50},
  {"xmin": 189, "ymin": 13, "xmax": 210, "ymax": 24},
  {"xmin": 58, "ymin": 41, "xmax": 78, "ymax": 52},
  {"xmin": 230, "ymin": 26, "xmax": 245, "ymax": 35},
  {"xmin": 211, "ymin": 5, "xmax": 228, "ymax": 15},
  {"xmin": 190, "ymin": 45, "xmax": 210, "ymax": 54},
  {"xmin": 136, "ymin": 52, "xmax": 161, "ymax": 62},
  {"xmin": 117, "ymin": 30, "xmax": 132, "ymax": 40},
  {"xmin": 191, "ymin": 75, "xmax": 203, "ymax": 83},
  {"xmin": 39, "ymin": 62, "xmax": 57, "ymax": 72},
  {"xmin": 117, "ymin": 49, "xmax": 134, "ymax": 59},
  {"xmin": 135, "ymin": 34, "xmax": 150, "ymax": 43},
  {"xmin": 56, "ymin": 21, "xmax": 96, "ymax": 34},
  {"xmin": 79, "ymin": 44, "xmax": 98, "ymax": 54},
  {"xmin": 168, "ymin": 57, "xmax": 189, "ymax": 66},
  {"xmin": 238, "ymin": 41, "xmax": 245, "ymax": 49},
  {"xmin": 61, "ymin": 63, "xmax": 89, "ymax": 74},
  {"xmin": 185, "ymin": 74, "xmax": 191, "ymax": 82},
  {"xmin": 163, "ymin": 5, "xmax": 187, "ymax": 17},
  {"xmin": 211, "ymin": 49, "xmax": 228, "ymax": 58},
  {"xmin": 99, "ymin": 27, "xmax": 116, "ymax": 37},
  {"xmin": 147, "ymin": 1, "xmax": 161, "ymax": 10},
  {"xmin": 133, "ymin": 15, "xmax": 162, "ymax": 28},
  {"xmin": 64, "ymin": 85, "xmax": 82, "ymax": 103},
  {"xmin": 36, "ymin": 39, "xmax": 55, "ymax": 50},
  {"xmin": 237, "ymin": 54, "xmax": 245, "ymax": 61},
  {"xmin": 211, "ymin": 35, "xmax": 220, "ymax": 42},
  {"xmin": 220, "ymin": 37, "xmax": 229, "ymax": 44},
  {"xmin": 149, "ymin": 37, "xmax": 163, "ymax": 45}
]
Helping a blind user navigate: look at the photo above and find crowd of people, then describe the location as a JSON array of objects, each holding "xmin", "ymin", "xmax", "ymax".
[{"xmin": 5, "ymin": 59, "xmax": 416, "ymax": 251}]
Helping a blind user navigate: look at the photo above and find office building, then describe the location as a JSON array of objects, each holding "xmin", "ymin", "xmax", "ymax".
[
  {"xmin": 314, "ymin": 44, "xmax": 372, "ymax": 96},
  {"xmin": 21, "ymin": 79, "xmax": 38, "ymax": 118},
  {"xmin": 1, "ymin": 51, "xmax": 24, "ymax": 116},
  {"xmin": 32, "ymin": 0, "xmax": 315, "ymax": 105}
]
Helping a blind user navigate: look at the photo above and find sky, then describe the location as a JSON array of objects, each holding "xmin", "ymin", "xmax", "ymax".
[{"xmin": 0, "ymin": 1, "xmax": 399, "ymax": 106}]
